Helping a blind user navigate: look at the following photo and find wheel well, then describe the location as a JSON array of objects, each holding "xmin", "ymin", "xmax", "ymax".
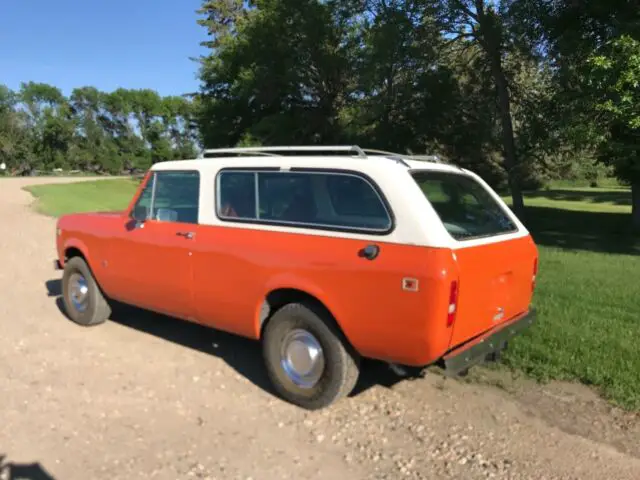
[
  {"xmin": 65, "ymin": 247, "xmax": 86, "ymax": 262},
  {"xmin": 260, "ymin": 288, "xmax": 343, "ymax": 336},
  {"xmin": 63, "ymin": 247, "xmax": 109, "ymax": 297}
]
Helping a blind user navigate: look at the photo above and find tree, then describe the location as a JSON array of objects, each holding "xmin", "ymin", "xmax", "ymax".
[
  {"xmin": 162, "ymin": 95, "xmax": 199, "ymax": 159},
  {"xmin": 537, "ymin": 0, "xmax": 640, "ymax": 226},
  {"xmin": 19, "ymin": 82, "xmax": 76, "ymax": 172},
  {"xmin": 0, "ymin": 81, "xmax": 199, "ymax": 175},
  {"xmin": 584, "ymin": 35, "xmax": 640, "ymax": 227},
  {"xmin": 437, "ymin": 43, "xmax": 506, "ymax": 187},
  {"xmin": 69, "ymin": 86, "xmax": 110, "ymax": 172},
  {"xmin": 0, "ymin": 86, "xmax": 32, "ymax": 173},
  {"xmin": 346, "ymin": 0, "xmax": 458, "ymax": 154},
  {"xmin": 197, "ymin": 0, "xmax": 357, "ymax": 147},
  {"xmin": 431, "ymin": 0, "xmax": 549, "ymax": 216},
  {"xmin": 194, "ymin": 0, "xmax": 640, "ymax": 215}
]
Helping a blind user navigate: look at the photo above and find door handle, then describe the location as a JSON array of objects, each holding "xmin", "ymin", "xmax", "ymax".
[
  {"xmin": 358, "ymin": 244, "xmax": 380, "ymax": 260},
  {"xmin": 176, "ymin": 231, "xmax": 195, "ymax": 239}
]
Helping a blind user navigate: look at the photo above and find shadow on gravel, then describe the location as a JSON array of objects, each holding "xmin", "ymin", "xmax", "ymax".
[
  {"xmin": 0, "ymin": 455, "xmax": 56, "ymax": 480},
  {"xmin": 45, "ymin": 279, "xmax": 406, "ymax": 402}
]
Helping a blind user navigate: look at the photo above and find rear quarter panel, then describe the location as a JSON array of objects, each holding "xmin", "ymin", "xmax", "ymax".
[{"xmin": 192, "ymin": 225, "xmax": 459, "ymax": 366}]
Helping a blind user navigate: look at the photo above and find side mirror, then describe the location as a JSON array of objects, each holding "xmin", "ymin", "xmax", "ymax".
[{"xmin": 131, "ymin": 204, "xmax": 149, "ymax": 222}]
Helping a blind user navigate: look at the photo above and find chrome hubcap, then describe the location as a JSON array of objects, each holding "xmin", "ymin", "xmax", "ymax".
[
  {"xmin": 69, "ymin": 273, "xmax": 89, "ymax": 312},
  {"xmin": 280, "ymin": 329, "xmax": 325, "ymax": 389}
]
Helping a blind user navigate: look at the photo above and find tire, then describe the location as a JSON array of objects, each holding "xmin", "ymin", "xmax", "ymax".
[
  {"xmin": 262, "ymin": 302, "xmax": 360, "ymax": 410},
  {"xmin": 62, "ymin": 256, "xmax": 111, "ymax": 326}
]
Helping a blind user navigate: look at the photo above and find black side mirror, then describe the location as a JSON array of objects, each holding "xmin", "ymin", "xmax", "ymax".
[{"xmin": 131, "ymin": 204, "xmax": 149, "ymax": 222}]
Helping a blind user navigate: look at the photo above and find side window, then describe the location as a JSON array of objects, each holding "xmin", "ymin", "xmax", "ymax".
[
  {"xmin": 215, "ymin": 170, "xmax": 392, "ymax": 233},
  {"xmin": 326, "ymin": 175, "xmax": 389, "ymax": 219},
  {"xmin": 258, "ymin": 172, "xmax": 316, "ymax": 223},
  {"xmin": 151, "ymin": 171, "xmax": 200, "ymax": 224},
  {"xmin": 132, "ymin": 175, "xmax": 154, "ymax": 219},
  {"xmin": 217, "ymin": 171, "xmax": 257, "ymax": 219}
]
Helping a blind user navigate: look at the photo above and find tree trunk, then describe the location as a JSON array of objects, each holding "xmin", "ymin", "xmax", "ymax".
[
  {"xmin": 632, "ymin": 182, "xmax": 640, "ymax": 230},
  {"xmin": 473, "ymin": 0, "xmax": 525, "ymax": 219},
  {"xmin": 489, "ymin": 53, "xmax": 525, "ymax": 218}
]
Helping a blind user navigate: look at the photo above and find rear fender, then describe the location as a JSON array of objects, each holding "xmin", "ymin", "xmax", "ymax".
[{"xmin": 256, "ymin": 274, "xmax": 348, "ymax": 340}]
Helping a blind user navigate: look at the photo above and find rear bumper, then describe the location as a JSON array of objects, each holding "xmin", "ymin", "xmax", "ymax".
[{"xmin": 442, "ymin": 308, "xmax": 536, "ymax": 375}]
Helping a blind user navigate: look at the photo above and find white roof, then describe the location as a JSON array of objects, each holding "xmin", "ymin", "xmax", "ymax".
[
  {"xmin": 148, "ymin": 146, "xmax": 528, "ymax": 249},
  {"xmin": 152, "ymin": 154, "xmax": 466, "ymax": 176},
  {"xmin": 152, "ymin": 145, "xmax": 459, "ymax": 173}
]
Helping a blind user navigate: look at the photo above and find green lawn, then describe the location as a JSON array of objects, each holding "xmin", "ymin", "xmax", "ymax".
[
  {"xmin": 24, "ymin": 179, "xmax": 140, "ymax": 217},
  {"xmin": 502, "ymin": 186, "xmax": 640, "ymax": 409},
  {"xmin": 504, "ymin": 246, "xmax": 640, "ymax": 409},
  {"xmin": 26, "ymin": 178, "xmax": 640, "ymax": 410}
]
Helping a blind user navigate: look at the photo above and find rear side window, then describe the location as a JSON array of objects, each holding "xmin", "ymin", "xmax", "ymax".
[
  {"xmin": 326, "ymin": 175, "xmax": 389, "ymax": 219},
  {"xmin": 412, "ymin": 171, "xmax": 517, "ymax": 240},
  {"xmin": 258, "ymin": 172, "xmax": 314, "ymax": 223},
  {"xmin": 216, "ymin": 170, "xmax": 392, "ymax": 233},
  {"xmin": 218, "ymin": 171, "xmax": 257, "ymax": 219}
]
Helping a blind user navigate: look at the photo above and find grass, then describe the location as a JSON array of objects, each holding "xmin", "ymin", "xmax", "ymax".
[
  {"xmin": 25, "ymin": 178, "xmax": 640, "ymax": 410},
  {"xmin": 502, "ymin": 186, "xmax": 640, "ymax": 410},
  {"xmin": 546, "ymin": 177, "xmax": 626, "ymax": 190},
  {"xmin": 504, "ymin": 247, "xmax": 640, "ymax": 409},
  {"xmin": 24, "ymin": 179, "xmax": 140, "ymax": 217}
]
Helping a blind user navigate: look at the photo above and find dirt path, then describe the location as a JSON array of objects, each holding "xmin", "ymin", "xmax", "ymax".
[{"xmin": 0, "ymin": 177, "xmax": 638, "ymax": 480}]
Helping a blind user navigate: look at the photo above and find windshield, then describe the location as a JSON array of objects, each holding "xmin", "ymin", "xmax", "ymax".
[{"xmin": 412, "ymin": 170, "xmax": 518, "ymax": 241}]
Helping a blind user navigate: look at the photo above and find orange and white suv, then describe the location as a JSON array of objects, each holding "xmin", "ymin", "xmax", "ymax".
[{"xmin": 54, "ymin": 146, "xmax": 538, "ymax": 409}]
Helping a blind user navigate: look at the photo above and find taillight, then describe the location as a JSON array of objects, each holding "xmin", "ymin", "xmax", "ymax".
[
  {"xmin": 447, "ymin": 280, "xmax": 459, "ymax": 327},
  {"xmin": 532, "ymin": 257, "xmax": 538, "ymax": 292}
]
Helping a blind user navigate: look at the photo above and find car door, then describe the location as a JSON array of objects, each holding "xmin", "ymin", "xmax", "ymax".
[{"xmin": 108, "ymin": 170, "xmax": 200, "ymax": 320}]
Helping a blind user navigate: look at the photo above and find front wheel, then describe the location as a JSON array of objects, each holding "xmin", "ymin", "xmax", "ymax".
[
  {"xmin": 62, "ymin": 256, "xmax": 111, "ymax": 326},
  {"xmin": 262, "ymin": 302, "xmax": 360, "ymax": 410}
]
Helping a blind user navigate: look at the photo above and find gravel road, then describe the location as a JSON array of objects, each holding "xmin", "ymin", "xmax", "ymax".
[{"xmin": 1, "ymin": 177, "xmax": 638, "ymax": 480}]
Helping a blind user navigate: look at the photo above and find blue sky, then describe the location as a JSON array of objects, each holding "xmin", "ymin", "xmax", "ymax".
[{"xmin": 0, "ymin": 0, "xmax": 207, "ymax": 97}]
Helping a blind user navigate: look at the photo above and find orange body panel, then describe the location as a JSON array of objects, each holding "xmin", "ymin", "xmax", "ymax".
[
  {"xmin": 105, "ymin": 219, "xmax": 196, "ymax": 319},
  {"xmin": 190, "ymin": 225, "xmax": 458, "ymax": 365},
  {"xmin": 450, "ymin": 236, "xmax": 537, "ymax": 347},
  {"xmin": 56, "ymin": 175, "xmax": 537, "ymax": 368}
]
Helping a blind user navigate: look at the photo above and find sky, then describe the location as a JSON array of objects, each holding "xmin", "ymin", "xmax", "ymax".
[{"xmin": 0, "ymin": 0, "xmax": 207, "ymax": 97}]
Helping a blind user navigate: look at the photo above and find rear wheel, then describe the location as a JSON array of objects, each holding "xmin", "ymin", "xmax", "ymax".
[
  {"xmin": 262, "ymin": 302, "xmax": 360, "ymax": 410},
  {"xmin": 62, "ymin": 256, "xmax": 111, "ymax": 326}
]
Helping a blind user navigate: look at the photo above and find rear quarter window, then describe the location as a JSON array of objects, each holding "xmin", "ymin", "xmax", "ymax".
[{"xmin": 412, "ymin": 170, "xmax": 517, "ymax": 241}]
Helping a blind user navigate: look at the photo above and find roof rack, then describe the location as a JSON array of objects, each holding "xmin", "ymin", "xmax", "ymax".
[
  {"xmin": 360, "ymin": 149, "xmax": 442, "ymax": 164},
  {"xmin": 199, "ymin": 145, "xmax": 443, "ymax": 165},
  {"xmin": 405, "ymin": 154, "xmax": 442, "ymax": 162},
  {"xmin": 201, "ymin": 145, "xmax": 367, "ymax": 158}
]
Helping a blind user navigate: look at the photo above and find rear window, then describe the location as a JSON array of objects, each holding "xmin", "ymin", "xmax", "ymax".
[{"xmin": 411, "ymin": 170, "xmax": 517, "ymax": 240}]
